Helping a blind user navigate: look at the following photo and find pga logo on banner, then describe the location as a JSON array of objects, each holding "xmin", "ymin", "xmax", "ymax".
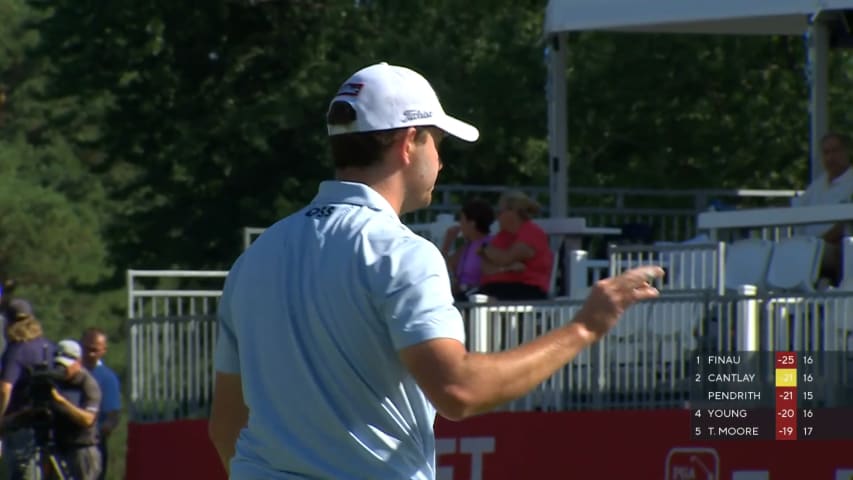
[
  {"xmin": 666, "ymin": 448, "xmax": 720, "ymax": 480},
  {"xmin": 665, "ymin": 447, "xmax": 853, "ymax": 480}
]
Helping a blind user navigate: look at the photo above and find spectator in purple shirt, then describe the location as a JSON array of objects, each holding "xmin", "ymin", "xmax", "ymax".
[
  {"xmin": 0, "ymin": 309, "xmax": 56, "ymax": 480},
  {"xmin": 440, "ymin": 198, "xmax": 496, "ymax": 301}
]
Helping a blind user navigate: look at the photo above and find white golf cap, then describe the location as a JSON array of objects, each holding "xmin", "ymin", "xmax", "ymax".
[
  {"xmin": 55, "ymin": 339, "xmax": 82, "ymax": 368},
  {"xmin": 327, "ymin": 62, "xmax": 479, "ymax": 142}
]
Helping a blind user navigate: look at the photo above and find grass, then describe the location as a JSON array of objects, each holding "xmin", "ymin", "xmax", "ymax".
[{"xmin": 106, "ymin": 416, "xmax": 128, "ymax": 480}]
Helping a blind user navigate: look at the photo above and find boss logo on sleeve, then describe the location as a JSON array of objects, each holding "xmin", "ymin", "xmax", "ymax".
[{"xmin": 306, "ymin": 206, "xmax": 336, "ymax": 218}]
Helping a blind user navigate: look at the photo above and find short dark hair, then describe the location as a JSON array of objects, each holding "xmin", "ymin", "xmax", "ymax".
[
  {"xmin": 82, "ymin": 326, "xmax": 107, "ymax": 341},
  {"xmin": 822, "ymin": 131, "xmax": 850, "ymax": 150},
  {"xmin": 327, "ymin": 101, "xmax": 430, "ymax": 169},
  {"xmin": 461, "ymin": 198, "xmax": 494, "ymax": 234}
]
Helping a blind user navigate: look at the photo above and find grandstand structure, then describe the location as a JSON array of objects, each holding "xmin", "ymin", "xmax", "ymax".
[{"xmin": 128, "ymin": 194, "xmax": 853, "ymax": 420}]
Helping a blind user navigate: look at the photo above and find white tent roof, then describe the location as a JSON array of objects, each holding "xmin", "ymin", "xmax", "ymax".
[
  {"xmin": 543, "ymin": 0, "xmax": 853, "ymax": 221},
  {"xmin": 545, "ymin": 0, "xmax": 853, "ymax": 35}
]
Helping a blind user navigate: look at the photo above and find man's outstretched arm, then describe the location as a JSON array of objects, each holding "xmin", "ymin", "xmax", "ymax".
[
  {"xmin": 209, "ymin": 372, "xmax": 248, "ymax": 475},
  {"xmin": 400, "ymin": 266, "xmax": 664, "ymax": 420}
]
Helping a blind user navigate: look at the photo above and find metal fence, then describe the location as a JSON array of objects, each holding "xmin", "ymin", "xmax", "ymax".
[
  {"xmin": 127, "ymin": 270, "xmax": 227, "ymax": 421},
  {"xmin": 407, "ymin": 185, "xmax": 800, "ymax": 240},
  {"xmin": 126, "ymin": 269, "xmax": 853, "ymax": 421},
  {"xmin": 241, "ymin": 185, "xmax": 802, "ymax": 249}
]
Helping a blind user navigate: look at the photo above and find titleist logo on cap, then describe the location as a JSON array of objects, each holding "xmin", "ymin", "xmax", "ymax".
[{"xmin": 401, "ymin": 110, "xmax": 433, "ymax": 122}]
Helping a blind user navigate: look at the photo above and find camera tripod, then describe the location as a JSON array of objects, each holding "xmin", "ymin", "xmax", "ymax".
[
  {"xmin": 16, "ymin": 424, "xmax": 75, "ymax": 480},
  {"xmin": 22, "ymin": 443, "xmax": 73, "ymax": 480}
]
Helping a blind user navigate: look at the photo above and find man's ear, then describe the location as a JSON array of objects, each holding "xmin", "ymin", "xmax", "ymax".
[{"xmin": 395, "ymin": 127, "xmax": 418, "ymax": 167}]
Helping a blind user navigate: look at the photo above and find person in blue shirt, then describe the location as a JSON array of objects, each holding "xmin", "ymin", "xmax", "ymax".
[
  {"xmin": 208, "ymin": 62, "xmax": 664, "ymax": 479},
  {"xmin": 80, "ymin": 327, "xmax": 121, "ymax": 480}
]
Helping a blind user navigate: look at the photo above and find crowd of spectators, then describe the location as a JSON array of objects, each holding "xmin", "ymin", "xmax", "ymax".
[
  {"xmin": 440, "ymin": 190, "xmax": 555, "ymax": 301},
  {"xmin": 0, "ymin": 278, "xmax": 121, "ymax": 480}
]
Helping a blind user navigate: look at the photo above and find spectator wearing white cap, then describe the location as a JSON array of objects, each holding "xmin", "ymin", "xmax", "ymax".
[
  {"xmin": 49, "ymin": 339, "xmax": 103, "ymax": 480},
  {"xmin": 208, "ymin": 62, "xmax": 663, "ymax": 479}
]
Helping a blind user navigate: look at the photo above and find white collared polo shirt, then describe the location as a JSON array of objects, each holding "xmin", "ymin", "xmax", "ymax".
[
  {"xmin": 214, "ymin": 181, "xmax": 465, "ymax": 479},
  {"xmin": 792, "ymin": 167, "xmax": 853, "ymax": 237}
]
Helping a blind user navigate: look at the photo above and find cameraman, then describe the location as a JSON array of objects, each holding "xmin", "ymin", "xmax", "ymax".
[
  {"xmin": 0, "ymin": 309, "xmax": 56, "ymax": 479},
  {"xmin": 50, "ymin": 339, "xmax": 102, "ymax": 480}
]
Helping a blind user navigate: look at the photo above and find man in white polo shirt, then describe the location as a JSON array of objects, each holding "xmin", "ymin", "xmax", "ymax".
[
  {"xmin": 792, "ymin": 132, "xmax": 853, "ymax": 284},
  {"xmin": 208, "ymin": 62, "xmax": 663, "ymax": 479}
]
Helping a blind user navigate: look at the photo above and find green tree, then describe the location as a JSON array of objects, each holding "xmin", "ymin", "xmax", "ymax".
[{"xmin": 1, "ymin": 0, "xmax": 115, "ymax": 331}]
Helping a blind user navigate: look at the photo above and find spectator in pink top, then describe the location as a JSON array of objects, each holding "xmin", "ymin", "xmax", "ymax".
[
  {"xmin": 440, "ymin": 198, "xmax": 494, "ymax": 301},
  {"xmin": 477, "ymin": 190, "xmax": 554, "ymax": 301}
]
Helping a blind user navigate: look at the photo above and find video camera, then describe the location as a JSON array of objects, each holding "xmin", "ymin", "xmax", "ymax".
[
  {"xmin": 18, "ymin": 347, "xmax": 66, "ymax": 445},
  {"xmin": 27, "ymin": 361, "xmax": 64, "ymax": 410}
]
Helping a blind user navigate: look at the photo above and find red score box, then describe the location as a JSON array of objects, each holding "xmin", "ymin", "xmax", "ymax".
[
  {"xmin": 776, "ymin": 386, "xmax": 798, "ymax": 441},
  {"xmin": 776, "ymin": 387, "xmax": 798, "ymax": 409},
  {"xmin": 775, "ymin": 351, "xmax": 797, "ymax": 369},
  {"xmin": 776, "ymin": 412, "xmax": 798, "ymax": 440}
]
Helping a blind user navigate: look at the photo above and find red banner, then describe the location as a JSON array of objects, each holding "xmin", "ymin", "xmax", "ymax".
[{"xmin": 127, "ymin": 411, "xmax": 853, "ymax": 480}]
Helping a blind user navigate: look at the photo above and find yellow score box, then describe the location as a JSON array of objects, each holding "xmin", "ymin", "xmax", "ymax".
[{"xmin": 775, "ymin": 368, "xmax": 798, "ymax": 387}]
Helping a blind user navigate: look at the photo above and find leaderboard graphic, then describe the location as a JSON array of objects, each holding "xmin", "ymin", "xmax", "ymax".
[{"xmin": 690, "ymin": 351, "xmax": 853, "ymax": 440}]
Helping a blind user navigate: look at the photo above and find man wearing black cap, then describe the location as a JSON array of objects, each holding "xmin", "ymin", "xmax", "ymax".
[{"xmin": 0, "ymin": 278, "xmax": 35, "ymax": 355}]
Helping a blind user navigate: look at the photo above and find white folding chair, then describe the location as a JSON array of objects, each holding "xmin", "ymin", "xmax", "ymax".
[
  {"xmin": 723, "ymin": 238, "xmax": 774, "ymax": 291},
  {"xmin": 763, "ymin": 236, "xmax": 825, "ymax": 350},
  {"xmin": 765, "ymin": 236, "xmax": 824, "ymax": 292}
]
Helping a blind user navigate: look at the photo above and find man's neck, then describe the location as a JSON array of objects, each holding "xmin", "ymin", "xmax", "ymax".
[
  {"xmin": 83, "ymin": 361, "xmax": 97, "ymax": 370},
  {"xmin": 828, "ymin": 165, "xmax": 851, "ymax": 183},
  {"xmin": 335, "ymin": 168, "xmax": 404, "ymax": 215}
]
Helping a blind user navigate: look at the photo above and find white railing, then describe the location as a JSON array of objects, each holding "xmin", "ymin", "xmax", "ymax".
[
  {"xmin": 240, "ymin": 186, "xmax": 802, "ymax": 249},
  {"xmin": 566, "ymin": 250, "xmax": 609, "ymax": 299},
  {"xmin": 414, "ymin": 185, "xmax": 800, "ymax": 221},
  {"xmin": 125, "ymin": 269, "xmax": 853, "ymax": 420},
  {"xmin": 608, "ymin": 242, "xmax": 727, "ymax": 295},
  {"xmin": 127, "ymin": 269, "xmax": 227, "ymax": 319},
  {"xmin": 698, "ymin": 203, "xmax": 853, "ymax": 242},
  {"xmin": 411, "ymin": 185, "xmax": 801, "ymax": 241},
  {"xmin": 127, "ymin": 269, "xmax": 227, "ymax": 421},
  {"xmin": 243, "ymin": 227, "xmax": 265, "ymax": 251}
]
